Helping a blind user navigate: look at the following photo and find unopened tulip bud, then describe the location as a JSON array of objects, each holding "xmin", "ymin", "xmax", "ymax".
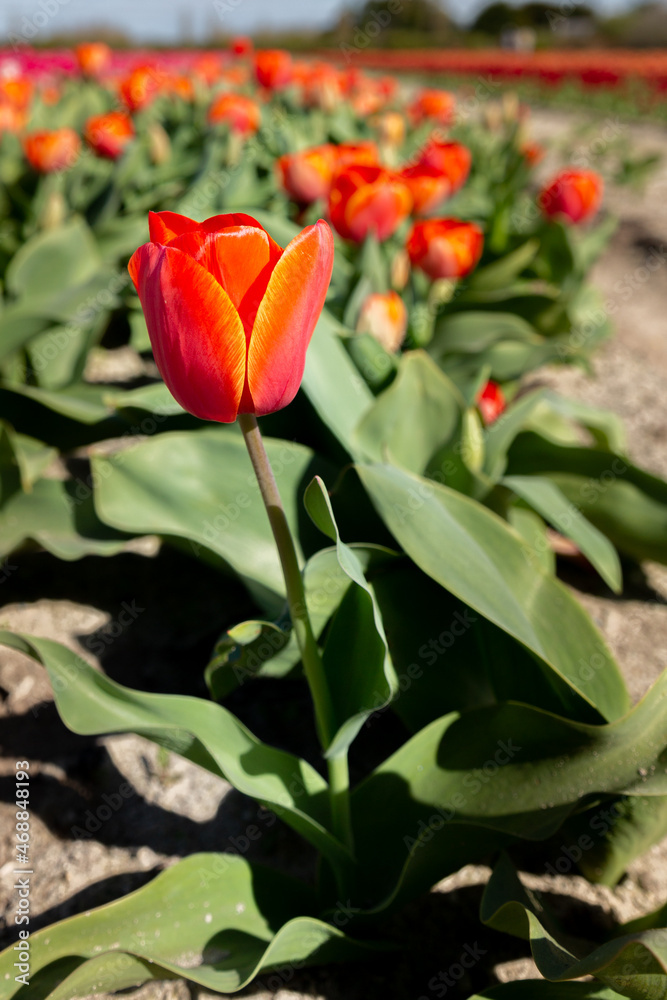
[{"xmin": 356, "ymin": 291, "xmax": 407, "ymax": 354}]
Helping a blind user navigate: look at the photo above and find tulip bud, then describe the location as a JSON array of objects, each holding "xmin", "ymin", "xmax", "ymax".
[
  {"xmin": 477, "ymin": 380, "xmax": 506, "ymax": 425},
  {"xmin": 356, "ymin": 292, "xmax": 408, "ymax": 354},
  {"xmin": 539, "ymin": 169, "xmax": 603, "ymax": 224},
  {"xmin": 407, "ymin": 219, "xmax": 483, "ymax": 281}
]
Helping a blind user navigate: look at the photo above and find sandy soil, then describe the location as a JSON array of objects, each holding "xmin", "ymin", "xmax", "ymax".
[{"xmin": 1, "ymin": 108, "xmax": 667, "ymax": 1000}]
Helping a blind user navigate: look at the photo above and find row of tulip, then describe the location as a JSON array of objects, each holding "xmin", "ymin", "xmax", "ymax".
[{"xmin": 1, "ymin": 42, "xmax": 667, "ymax": 1000}]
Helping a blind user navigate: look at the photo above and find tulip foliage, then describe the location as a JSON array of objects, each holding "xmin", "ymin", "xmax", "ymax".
[{"xmin": 1, "ymin": 47, "xmax": 667, "ymax": 1000}]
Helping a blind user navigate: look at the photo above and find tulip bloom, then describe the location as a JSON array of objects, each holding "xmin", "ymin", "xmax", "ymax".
[
  {"xmin": 119, "ymin": 66, "xmax": 162, "ymax": 112},
  {"xmin": 410, "ymin": 88, "xmax": 455, "ymax": 126},
  {"xmin": 84, "ymin": 111, "xmax": 135, "ymax": 160},
  {"xmin": 75, "ymin": 42, "xmax": 112, "ymax": 78},
  {"xmin": 477, "ymin": 380, "xmax": 506, "ymax": 425},
  {"xmin": 357, "ymin": 291, "xmax": 408, "ymax": 354},
  {"xmin": 277, "ymin": 144, "xmax": 337, "ymax": 205},
  {"xmin": 24, "ymin": 128, "xmax": 80, "ymax": 173},
  {"xmin": 374, "ymin": 111, "xmax": 406, "ymax": 150},
  {"xmin": 329, "ymin": 165, "xmax": 412, "ymax": 243},
  {"xmin": 128, "ymin": 211, "xmax": 334, "ymax": 422},
  {"xmin": 208, "ymin": 93, "xmax": 261, "ymax": 135},
  {"xmin": 399, "ymin": 163, "xmax": 452, "ymax": 216},
  {"xmin": 333, "ymin": 141, "xmax": 379, "ymax": 172},
  {"xmin": 254, "ymin": 50, "xmax": 292, "ymax": 90},
  {"xmin": 540, "ymin": 169, "xmax": 602, "ymax": 224},
  {"xmin": 407, "ymin": 219, "xmax": 483, "ymax": 280},
  {"xmin": 418, "ymin": 140, "xmax": 471, "ymax": 194},
  {"xmin": 231, "ymin": 36, "xmax": 253, "ymax": 56}
]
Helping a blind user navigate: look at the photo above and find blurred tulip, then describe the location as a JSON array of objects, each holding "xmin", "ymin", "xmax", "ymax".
[
  {"xmin": 521, "ymin": 141, "xmax": 544, "ymax": 167},
  {"xmin": 374, "ymin": 111, "xmax": 405, "ymax": 150},
  {"xmin": 399, "ymin": 163, "xmax": 452, "ymax": 216},
  {"xmin": 410, "ymin": 88, "xmax": 455, "ymax": 126},
  {"xmin": 407, "ymin": 219, "xmax": 483, "ymax": 280},
  {"xmin": 0, "ymin": 102, "xmax": 25, "ymax": 134},
  {"xmin": 301, "ymin": 63, "xmax": 343, "ymax": 111},
  {"xmin": 84, "ymin": 111, "xmax": 134, "ymax": 159},
  {"xmin": 169, "ymin": 76, "xmax": 195, "ymax": 102},
  {"xmin": 231, "ymin": 36, "xmax": 253, "ymax": 56},
  {"xmin": 193, "ymin": 54, "xmax": 222, "ymax": 85},
  {"xmin": 75, "ymin": 42, "xmax": 112, "ymax": 78},
  {"xmin": 540, "ymin": 169, "xmax": 602, "ymax": 224},
  {"xmin": 128, "ymin": 211, "xmax": 334, "ymax": 422},
  {"xmin": 24, "ymin": 128, "xmax": 80, "ymax": 173},
  {"xmin": 329, "ymin": 164, "xmax": 413, "ymax": 243},
  {"xmin": 208, "ymin": 93, "xmax": 261, "ymax": 135},
  {"xmin": 477, "ymin": 380, "xmax": 506, "ymax": 424},
  {"xmin": 357, "ymin": 291, "xmax": 408, "ymax": 353},
  {"xmin": 277, "ymin": 144, "xmax": 337, "ymax": 205},
  {"xmin": 254, "ymin": 50, "xmax": 293, "ymax": 90},
  {"xmin": 0, "ymin": 76, "xmax": 33, "ymax": 111},
  {"xmin": 333, "ymin": 141, "xmax": 379, "ymax": 171},
  {"xmin": 418, "ymin": 140, "xmax": 471, "ymax": 193},
  {"xmin": 119, "ymin": 66, "xmax": 162, "ymax": 112}
]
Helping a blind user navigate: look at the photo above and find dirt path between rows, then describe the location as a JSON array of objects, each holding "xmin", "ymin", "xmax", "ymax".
[{"xmin": 0, "ymin": 108, "xmax": 666, "ymax": 1000}]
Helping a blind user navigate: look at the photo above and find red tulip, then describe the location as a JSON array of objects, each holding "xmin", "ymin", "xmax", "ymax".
[
  {"xmin": 417, "ymin": 140, "xmax": 471, "ymax": 193},
  {"xmin": 477, "ymin": 380, "xmax": 506, "ymax": 425},
  {"xmin": 329, "ymin": 165, "xmax": 413, "ymax": 243},
  {"xmin": 399, "ymin": 163, "xmax": 452, "ymax": 216},
  {"xmin": 254, "ymin": 50, "xmax": 293, "ymax": 90},
  {"xmin": 208, "ymin": 93, "xmax": 260, "ymax": 134},
  {"xmin": 231, "ymin": 36, "xmax": 253, "ymax": 57},
  {"xmin": 333, "ymin": 141, "xmax": 379, "ymax": 171},
  {"xmin": 539, "ymin": 169, "xmax": 602, "ymax": 224},
  {"xmin": 119, "ymin": 66, "xmax": 162, "ymax": 112},
  {"xmin": 407, "ymin": 219, "xmax": 483, "ymax": 280},
  {"xmin": 24, "ymin": 128, "xmax": 80, "ymax": 173},
  {"xmin": 84, "ymin": 111, "xmax": 134, "ymax": 159},
  {"xmin": 410, "ymin": 88, "xmax": 455, "ymax": 126},
  {"xmin": 277, "ymin": 144, "xmax": 337, "ymax": 205},
  {"xmin": 75, "ymin": 42, "xmax": 112, "ymax": 78},
  {"xmin": 357, "ymin": 292, "xmax": 408, "ymax": 354},
  {"xmin": 128, "ymin": 211, "xmax": 334, "ymax": 422}
]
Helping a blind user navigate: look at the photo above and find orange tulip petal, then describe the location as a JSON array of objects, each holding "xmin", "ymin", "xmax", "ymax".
[
  {"xmin": 168, "ymin": 226, "xmax": 283, "ymax": 337},
  {"xmin": 128, "ymin": 243, "xmax": 246, "ymax": 422},
  {"xmin": 247, "ymin": 220, "xmax": 334, "ymax": 416},
  {"xmin": 148, "ymin": 211, "xmax": 267, "ymax": 247}
]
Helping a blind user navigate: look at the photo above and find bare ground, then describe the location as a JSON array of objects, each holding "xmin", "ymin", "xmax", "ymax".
[{"xmin": 1, "ymin": 107, "xmax": 667, "ymax": 999}]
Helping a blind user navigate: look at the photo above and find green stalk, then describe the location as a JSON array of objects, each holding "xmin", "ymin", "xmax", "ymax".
[{"xmin": 238, "ymin": 413, "xmax": 354, "ymax": 855}]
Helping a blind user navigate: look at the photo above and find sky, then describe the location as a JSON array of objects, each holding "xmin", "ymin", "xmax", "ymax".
[{"xmin": 0, "ymin": 0, "xmax": 650, "ymax": 45}]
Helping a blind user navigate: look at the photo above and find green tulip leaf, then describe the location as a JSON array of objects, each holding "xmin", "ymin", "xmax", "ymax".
[
  {"xmin": 481, "ymin": 854, "xmax": 667, "ymax": 999},
  {"xmin": 351, "ymin": 674, "xmax": 667, "ymax": 909},
  {"xmin": 93, "ymin": 428, "xmax": 325, "ymax": 615},
  {"xmin": 356, "ymin": 463, "xmax": 629, "ymax": 723},
  {"xmin": 0, "ymin": 631, "xmax": 351, "ymax": 868},
  {"xmin": 304, "ymin": 477, "xmax": 397, "ymax": 758},
  {"xmin": 0, "ymin": 853, "xmax": 382, "ymax": 998},
  {"xmin": 353, "ymin": 351, "xmax": 464, "ymax": 474},
  {"xmin": 503, "ymin": 475, "xmax": 622, "ymax": 593}
]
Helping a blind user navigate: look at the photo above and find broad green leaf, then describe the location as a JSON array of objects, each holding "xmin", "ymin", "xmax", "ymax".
[
  {"xmin": 507, "ymin": 434, "xmax": 667, "ymax": 564},
  {"xmin": 0, "ymin": 632, "xmax": 350, "ymax": 868},
  {"xmin": 4, "ymin": 382, "xmax": 112, "ymax": 423},
  {"xmin": 357, "ymin": 463, "xmax": 629, "ymax": 723},
  {"xmin": 351, "ymin": 676, "xmax": 667, "ymax": 908},
  {"xmin": 431, "ymin": 311, "xmax": 542, "ymax": 356},
  {"xmin": 507, "ymin": 505, "xmax": 554, "ymax": 574},
  {"xmin": 93, "ymin": 428, "xmax": 323, "ymax": 614},
  {"xmin": 483, "ymin": 389, "xmax": 547, "ymax": 482},
  {"xmin": 353, "ymin": 351, "xmax": 464, "ymax": 474},
  {"xmin": 574, "ymin": 795, "xmax": 667, "ymax": 887},
  {"xmin": 5, "ymin": 216, "xmax": 102, "ymax": 303},
  {"xmin": 304, "ymin": 477, "xmax": 396, "ymax": 758},
  {"xmin": 526, "ymin": 392, "xmax": 626, "ymax": 454},
  {"xmin": 302, "ymin": 309, "xmax": 374, "ymax": 456},
  {"xmin": 466, "ymin": 239, "xmax": 539, "ymax": 291},
  {"xmin": 0, "ymin": 478, "xmax": 128, "ymax": 560},
  {"xmin": 482, "ymin": 855, "xmax": 667, "ymax": 999},
  {"xmin": 0, "ymin": 852, "xmax": 381, "ymax": 998},
  {"xmin": 503, "ymin": 475, "xmax": 622, "ymax": 593},
  {"xmin": 0, "ymin": 422, "xmax": 55, "ymax": 495}
]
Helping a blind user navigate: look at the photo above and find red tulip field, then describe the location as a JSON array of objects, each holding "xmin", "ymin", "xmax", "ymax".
[{"xmin": 1, "ymin": 38, "xmax": 667, "ymax": 1000}]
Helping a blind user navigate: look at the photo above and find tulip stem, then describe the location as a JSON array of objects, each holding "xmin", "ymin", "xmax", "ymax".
[{"xmin": 238, "ymin": 414, "xmax": 354, "ymax": 852}]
